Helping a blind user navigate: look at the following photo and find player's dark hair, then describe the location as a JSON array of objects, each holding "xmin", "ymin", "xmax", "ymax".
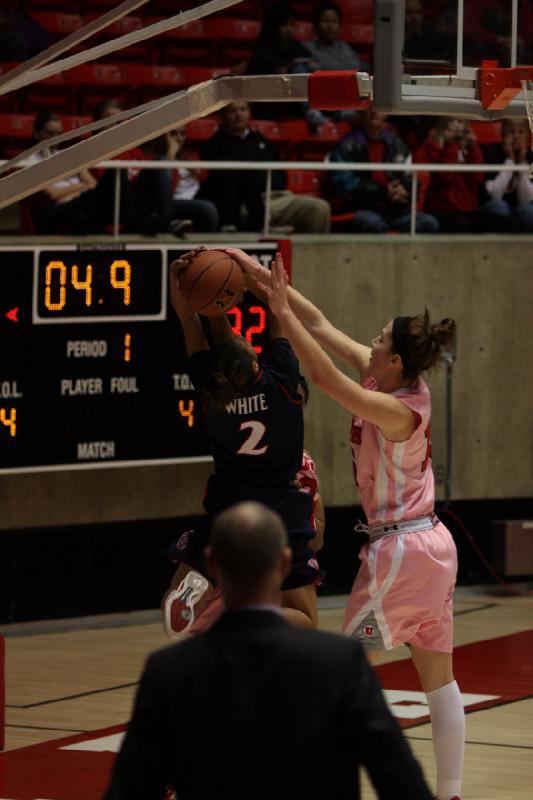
[
  {"xmin": 392, "ymin": 309, "xmax": 455, "ymax": 380},
  {"xmin": 201, "ymin": 337, "xmax": 258, "ymax": 409},
  {"xmin": 210, "ymin": 502, "xmax": 288, "ymax": 589},
  {"xmin": 313, "ymin": 1, "xmax": 342, "ymax": 29}
]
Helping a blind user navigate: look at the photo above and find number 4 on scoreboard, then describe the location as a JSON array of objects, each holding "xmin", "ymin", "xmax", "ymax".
[
  {"xmin": 178, "ymin": 399, "xmax": 194, "ymax": 428},
  {"xmin": 0, "ymin": 407, "xmax": 16, "ymax": 437}
]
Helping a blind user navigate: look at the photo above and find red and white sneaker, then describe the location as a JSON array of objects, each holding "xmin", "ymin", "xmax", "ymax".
[
  {"xmin": 163, "ymin": 570, "xmax": 209, "ymax": 638},
  {"xmin": 185, "ymin": 586, "xmax": 224, "ymax": 638}
]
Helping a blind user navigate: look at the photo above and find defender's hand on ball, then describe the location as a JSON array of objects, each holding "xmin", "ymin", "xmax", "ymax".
[{"xmin": 258, "ymin": 253, "xmax": 290, "ymax": 318}]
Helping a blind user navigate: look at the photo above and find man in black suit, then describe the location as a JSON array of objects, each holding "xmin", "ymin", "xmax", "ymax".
[{"xmin": 104, "ymin": 502, "xmax": 433, "ymax": 800}]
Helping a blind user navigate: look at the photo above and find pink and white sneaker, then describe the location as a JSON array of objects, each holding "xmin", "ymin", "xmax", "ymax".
[{"xmin": 163, "ymin": 570, "xmax": 209, "ymax": 638}]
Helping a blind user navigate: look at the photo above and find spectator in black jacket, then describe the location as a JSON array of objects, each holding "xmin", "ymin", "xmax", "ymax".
[
  {"xmin": 327, "ymin": 107, "xmax": 439, "ymax": 233},
  {"xmin": 198, "ymin": 101, "xmax": 330, "ymax": 233},
  {"xmin": 245, "ymin": 2, "xmax": 315, "ymax": 120}
]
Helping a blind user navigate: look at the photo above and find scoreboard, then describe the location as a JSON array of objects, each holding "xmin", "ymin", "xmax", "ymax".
[{"xmin": 1, "ymin": 241, "xmax": 287, "ymax": 474}]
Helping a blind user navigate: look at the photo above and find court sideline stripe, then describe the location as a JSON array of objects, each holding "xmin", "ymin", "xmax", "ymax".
[
  {"xmin": 406, "ymin": 735, "xmax": 533, "ymax": 751},
  {"xmin": 402, "ymin": 693, "xmax": 533, "ymax": 730},
  {"xmin": 5, "ymin": 681, "xmax": 140, "ymax": 708}
]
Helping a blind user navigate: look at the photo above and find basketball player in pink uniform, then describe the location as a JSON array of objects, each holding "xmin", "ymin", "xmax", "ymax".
[{"xmin": 227, "ymin": 247, "xmax": 464, "ymax": 800}]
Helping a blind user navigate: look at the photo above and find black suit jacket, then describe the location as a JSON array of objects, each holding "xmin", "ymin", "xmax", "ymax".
[{"xmin": 104, "ymin": 610, "xmax": 432, "ymax": 800}]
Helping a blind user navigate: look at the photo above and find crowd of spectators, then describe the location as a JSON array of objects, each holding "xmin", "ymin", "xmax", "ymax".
[{"xmin": 2, "ymin": 0, "xmax": 532, "ymax": 235}]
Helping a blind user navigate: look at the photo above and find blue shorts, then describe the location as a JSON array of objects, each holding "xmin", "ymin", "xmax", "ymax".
[{"xmin": 166, "ymin": 476, "xmax": 324, "ymax": 590}]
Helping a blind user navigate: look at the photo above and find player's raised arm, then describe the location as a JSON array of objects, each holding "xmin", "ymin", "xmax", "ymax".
[
  {"xmin": 223, "ymin": 248, "xmax": 371, "ymax": 380},
  {"xmin": 259, "ymin": 258, "xmax": 416, "ymax": 441},
  {"xmin": 169, "ymin": 257, "xmax": 208, "ymax": 356}
]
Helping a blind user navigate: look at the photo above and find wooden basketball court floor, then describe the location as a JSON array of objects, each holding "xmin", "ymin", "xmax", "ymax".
[{"xmin": 1, "ymin": 585, "xmax": 532, "ymax": 799}]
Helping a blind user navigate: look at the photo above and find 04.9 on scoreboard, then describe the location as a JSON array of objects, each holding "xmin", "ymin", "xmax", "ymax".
[{"xmin": 0, "ymin": 242, "xmax": 288, "ymax": 474}]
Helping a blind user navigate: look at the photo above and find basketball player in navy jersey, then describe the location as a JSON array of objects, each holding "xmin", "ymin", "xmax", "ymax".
[{"xmin": 163, "ymin": 255, "xmax": 322, "ymax": 636}]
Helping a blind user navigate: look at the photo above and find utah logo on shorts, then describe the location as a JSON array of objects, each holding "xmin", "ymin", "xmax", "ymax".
[{"xmin": 360, "ymin": 624, "xmax": 375, "ymax": 637}]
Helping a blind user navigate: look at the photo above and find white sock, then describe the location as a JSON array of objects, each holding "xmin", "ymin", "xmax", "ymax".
[{"xmin": 426, "ymin": 680, "xmax": 465, "ymax": 800}]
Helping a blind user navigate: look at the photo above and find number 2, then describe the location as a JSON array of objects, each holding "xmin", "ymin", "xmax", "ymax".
[{"xmin": 237, "ymin": 421, "xmax": 268, "ymax": 455}]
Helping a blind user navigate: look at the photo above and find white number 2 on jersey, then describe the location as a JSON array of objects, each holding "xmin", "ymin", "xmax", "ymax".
[{"xmin": 237, "ymin": 420, "xmax": 268, "ymax": 456}]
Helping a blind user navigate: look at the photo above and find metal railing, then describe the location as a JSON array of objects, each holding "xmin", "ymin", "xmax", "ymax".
[{"xmin": 5, "ymin": 158, "xmax": 531, "ymax": 238}]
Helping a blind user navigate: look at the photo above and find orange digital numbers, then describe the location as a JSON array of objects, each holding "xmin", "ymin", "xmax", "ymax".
[
  {"xmin": 178, "ymin": 399, "xmax": 194, "ymax": 428},
  {"xmin": 124, "ymin": 333, "xmax": 131, "ymax": 363},
  {"xmin": 110, "ymin": 260, "xmax": 132, "ymax": 305},
  {"xmin": 71, "ymin": 264, "xmax": 93, "ymax": 306},
  {"xmin": 0, "ymin": 407, "xmax": 16, "ymax": 437},
  {"xmin": 43, "ymin": 259, "xmax": 133, "ymax": 311},
  {"xmin": 45, "ymin": 261, "xmax": 67, "ymax": 311}
]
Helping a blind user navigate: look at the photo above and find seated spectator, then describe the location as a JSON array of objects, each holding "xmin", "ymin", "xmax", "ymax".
[
  {"xmin": 94, "ymin": 100, "xmax": 193, "ymax": 236},
  {"xmin": 302, "ymin": 1, "xmax": 364, "ymax": 131},
  {"xmin": 418, "ymin": 118, "xmax": 484, "ymax": 232},
  {"xmin": 23, "ymin": 111, "xmax": 126, "ymax": 235},
  {"xmin": 140, "ymin": 129, "xmax": 219, "ymax": 233},
  {"xmin": 198, "ymin": 100, "xmax": 330, "ymax": 233},
  {"xmin": 477, "ymin": 118, "xmax": 533, "ymax": 233},
  {"xmin": 245, "ymin": 2, "xmax": 315, "ymax": 120},
  {"xmin": 327, "ymin": 107, "xmax": 439, "ymax": 233}
]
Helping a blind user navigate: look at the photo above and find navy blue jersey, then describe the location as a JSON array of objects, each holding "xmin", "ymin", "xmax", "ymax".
[{"xmin": 189, "ymin": 338, "xmax": 304, "ymax": 490}]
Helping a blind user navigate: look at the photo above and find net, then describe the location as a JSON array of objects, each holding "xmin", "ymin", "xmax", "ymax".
[{"xmin": 521, "ymin": 79, "xmax": 533, "ymax": 178}]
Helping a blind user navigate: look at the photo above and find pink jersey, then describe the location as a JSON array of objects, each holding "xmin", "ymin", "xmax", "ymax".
[{"xmin": 350, "ymin": 377, "xmax": 435, "ymax": 525}]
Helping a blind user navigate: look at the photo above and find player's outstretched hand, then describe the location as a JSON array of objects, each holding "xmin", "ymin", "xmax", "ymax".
[{"xmin": 258, "ymin": 252, "xmax": 290, "ymax": 319}]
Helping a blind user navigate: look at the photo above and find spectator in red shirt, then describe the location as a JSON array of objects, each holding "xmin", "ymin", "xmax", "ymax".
[{"xmin": 418, "ymin": 118, "xmax": 484, "ymax": 232}]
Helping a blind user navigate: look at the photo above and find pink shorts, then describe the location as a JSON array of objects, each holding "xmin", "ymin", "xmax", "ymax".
[{"xmin": 342, "ymin": 520, "xmax": 457, "ymax": 652}]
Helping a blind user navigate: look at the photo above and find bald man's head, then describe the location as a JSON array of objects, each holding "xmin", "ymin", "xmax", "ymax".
[{"xmin": 208, "ymin": 502, "xmax": 289, "ymax": 591}]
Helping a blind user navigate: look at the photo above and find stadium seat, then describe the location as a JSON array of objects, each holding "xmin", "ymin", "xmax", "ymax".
[
  {"xmin": 0, "ymin": 114, "xmax": 34, "ymax": 141},
  {"xmin": 298, "ymin": 120, "xmax": 351, "ymax": 161},
  {"xmin": 213, "ymin": 18, "xmax": 261, "ymax": 65},
  {"xmin": 286, "ymin": 169, "xmax": 322, "ymax": 196},
  {"xmin": 293, "ymin": 20, "xmax": 314, "ymax": 41},
  {"xmin": 31, "ymin": 12, "xmax": 83, "ymax": 36},
  {"xmin": 185, "ymin": 117, "xmax": 219, "ymax": 142},
  {"xmin": 341, "ymin": 23, "xmax": 374, "ymax": 48},
  {"xmin": 470, "ymin": 121, "xmax": 502, "ymax": 145},
  {"xmin": 339, "ymin": 0, "xmax": 374, "ymax": 24},
  {"xmin": 146, "ymin": 16, "xmax": 216, "ymax": 66}
]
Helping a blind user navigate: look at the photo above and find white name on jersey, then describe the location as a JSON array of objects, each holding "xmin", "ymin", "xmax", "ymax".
[{"xmin": 225, "ymin": 393, "xmax": 269, "ymax": 415}]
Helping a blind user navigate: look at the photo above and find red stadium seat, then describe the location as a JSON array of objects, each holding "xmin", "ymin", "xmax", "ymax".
[
  {"xmin": 298, "ymin": 120, "xmax": 351, "ymax": 161},
  {"xmin": 212, "ymin": 18, "xmax": 261, "ymax": 65},
  {"xmin": 185, "ymin": 117, "xmax": 219, "ymax": 142},
  {"xmin": 31, "ymin": 12, "xmax": 83, "ymax": 36},
  {"xmin": 0, "ymin": 114, "xmax": 34, "ymax": 140},
  {"xmin": 339, "ymin": 0, "xmax": 374, "ymax": 24},
  {"xmin": 470, "ymin": 121, "xmax": 502, "ymax": 145},
  {"xmin": 286, "ymin": 169, "xmax": 322, "ymax": 196},
  {"xmin": 341, "ymin": 23, "xmax": 374, "ymax": 48},
  {"xmin": 293, "ymin": 21, "xmax": 314, "ymax": 41}
]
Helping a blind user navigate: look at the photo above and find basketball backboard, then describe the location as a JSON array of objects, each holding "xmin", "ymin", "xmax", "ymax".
[{"xmin": 373, "ymin": 0, "xmax": 532, "ymax": 118}]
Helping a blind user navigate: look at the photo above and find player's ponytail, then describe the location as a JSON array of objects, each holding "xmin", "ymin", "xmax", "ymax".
[
  {"xmin": 392, "ymin": 309, "xmax": 456, "ymax": 380},
  {"xmin": 201, "ymin": 338, "xmax": 258, "ymax": 409}
]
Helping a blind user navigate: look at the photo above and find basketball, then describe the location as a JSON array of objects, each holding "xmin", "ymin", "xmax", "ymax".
[{"xmin": 178, "ymin": 250, "xmax": 244, "ymax": 317}]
